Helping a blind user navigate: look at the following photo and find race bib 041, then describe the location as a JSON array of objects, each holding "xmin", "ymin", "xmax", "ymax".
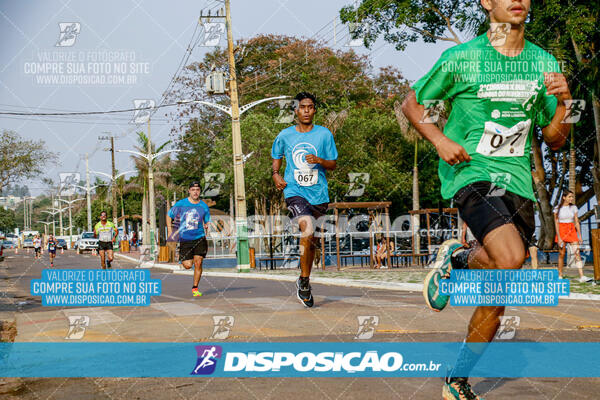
[
  {"xmin": 476, "ymin": 119, "xmax": 531, "ymax": 157},
  {"xmin": 294, "ymin": 168, "xmax": 319, "ymax": 187}
]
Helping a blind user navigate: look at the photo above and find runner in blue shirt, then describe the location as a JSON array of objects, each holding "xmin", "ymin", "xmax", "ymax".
[
  {"xmin": 47, "ymin": 234, "xmax": 58, "ymax": 268},
  {"xmin": 271, "ymin": 92, "xmax": 338, "ymax": 308},
  {"xmin": 168, "ymin": 181, "xmax": 211, "ymax": 297}
]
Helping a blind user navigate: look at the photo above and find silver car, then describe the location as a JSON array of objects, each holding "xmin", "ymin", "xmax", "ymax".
[{"xmin": 75, "ymin": 232, "xmax": 99, "ymax": 252}]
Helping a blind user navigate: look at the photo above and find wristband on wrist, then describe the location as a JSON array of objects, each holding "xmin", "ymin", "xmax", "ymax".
[{"xmin": 272, "ymin": 170, "xmax": 280, "ymax": 176}]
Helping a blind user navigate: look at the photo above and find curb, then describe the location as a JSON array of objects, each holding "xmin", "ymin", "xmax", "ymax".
[{"xmin": 114, "ymin": 253, "xmax": 600, "ymax": 300}]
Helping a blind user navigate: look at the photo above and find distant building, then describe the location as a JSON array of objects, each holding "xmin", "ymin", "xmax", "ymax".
[{"xmin": 0, "ymin": 196, "xmax": 22, "ymax": 210}]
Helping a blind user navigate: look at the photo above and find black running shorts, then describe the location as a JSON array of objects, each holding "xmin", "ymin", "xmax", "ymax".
[
  {"xmin": 179, "ymin": 237, "xmax": 208, "ymax": 261},
  {"xmin": 285, "ymin": 196, "xmax": 328, "ymax": 220},
  {"xmin": 98, "ymin": 241, "xmax": 113, "ymax": 251},
  {"xmin": 453, "ymin": 181, "xmax": 535, "ymax": 248}
]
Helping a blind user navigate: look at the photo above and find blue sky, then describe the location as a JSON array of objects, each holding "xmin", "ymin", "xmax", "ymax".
[{"xmin": 0, "ymin": 0, "xmax": 455, "ymax": 195}]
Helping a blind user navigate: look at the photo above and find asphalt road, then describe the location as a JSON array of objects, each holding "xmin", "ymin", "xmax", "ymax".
[{"xmin": 1, "ymin": 249, "xmax": 599, "ymax": 399}]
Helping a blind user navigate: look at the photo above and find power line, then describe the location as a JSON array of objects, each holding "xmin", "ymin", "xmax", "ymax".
[
  {"xmin": 0, "ymin": 101, "xmax": 183, "ymax": 116},
  {"xmin": 152, "ymin": 1, "xmax": 224, "ymax": 119}
]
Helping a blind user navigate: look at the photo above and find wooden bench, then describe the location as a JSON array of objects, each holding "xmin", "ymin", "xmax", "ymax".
[
  {"xmin": 340, "ymin": 254, "xmax": 371, "ymax": 268},
  {"xmin": 390, "ymin": 253, "xmax": 431, "ymax": 268}
]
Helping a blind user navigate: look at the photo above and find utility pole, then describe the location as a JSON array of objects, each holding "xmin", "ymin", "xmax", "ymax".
[
  {"xmin": 110, "ymin": 136, "xmax": 117, "ymax": 226},
  {"xmin": 99, "ymin": 134, "xmax": 118, "ymax": 227},
  {"xmin": 86, "ymin": 153, "xmax": 92, "ymax": 231},
  {"xmin": 182, "ymin": 3, "xmax": 286, "ymax": 270},
  {"xmin": 225, "ymin": 0, "xmax": 250, "ymax": 271},
  {"xmin": 23, "ymin": 198, "xmax": 27, "ymax": 231},
  {"xmin": 51, "ymin": 193, "xmax": 54, "ymax": 234}
]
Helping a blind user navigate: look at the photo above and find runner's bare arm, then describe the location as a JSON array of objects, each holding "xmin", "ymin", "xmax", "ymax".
[
  {"xmin": 402, "ymin": 90, "xmax": 471, "ymax": 165},
  {"xmin": 304, "ymin": 155, "xmax": 336, "ymax": 170},
  {"xmin": 541, "ymin": 72, "xmax": 571, "ymax": 151},
  {"xmin": 272, "ymin": 158, "xmax": 287, "ymax": 190}
]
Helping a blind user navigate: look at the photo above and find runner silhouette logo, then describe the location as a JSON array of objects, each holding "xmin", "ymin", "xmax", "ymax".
[{"xmin": 191, "ymin": 345, "xmax": 223, "ymax": 375}]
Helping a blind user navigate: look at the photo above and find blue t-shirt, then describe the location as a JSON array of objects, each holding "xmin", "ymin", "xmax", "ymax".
[
  {"xmin": 168, "ymin": 198, "xmax": 211, "ymax": 241},
  {"xmin": 271, "ymin": 124, "xmax": 338, "ymax": 205}
]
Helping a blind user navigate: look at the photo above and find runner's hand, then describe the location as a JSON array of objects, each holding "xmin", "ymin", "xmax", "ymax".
[
  {"xmin": 305, "ymin": 154, "xmax": 321, "ymax": 164},
  {"xmin": 558, "ymin": 238, "xmax": 564, "ymax": 248},
  {"xmin": 544, "ymin": 72, "xmax": 571, "ymax": 103},
  {"xmin": 273, "ymin": 173, "xmax": 287, "ymax": 190},
  {"xmin": 434, "ymin": 136, "xmax": 471, "ymax": 165}
]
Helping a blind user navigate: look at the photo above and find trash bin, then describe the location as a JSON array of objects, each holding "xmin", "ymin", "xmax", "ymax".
[{"xmin": 120, "ymin": 240, "xmax": 130, "ymax": 252}]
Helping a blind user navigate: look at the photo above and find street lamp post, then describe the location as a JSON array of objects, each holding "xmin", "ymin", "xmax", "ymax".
[
  {"xmin": 58, "ymin": 197, "xmax": 85, "ymax": 247},
  {"xmin": 41, "ymin": 209, "xmax": 60, "ymax": 236},
  {"xmin": 177, "ymin": 95, "xmax": 288, "ymax": 271},
  {"xmin": 116, "ymin": 149, "xmax": 178, "ymax": 259},
  {"xmin": 90, "ymin": 169, "xmax": 135, "ymax": 247},
  {"xmin": 70, "ymin": 183, "xmax": 105, "ymax": 232},
  {"xmin": 36, "ymin": 220, "xmax": 53, "ymax": 238}
]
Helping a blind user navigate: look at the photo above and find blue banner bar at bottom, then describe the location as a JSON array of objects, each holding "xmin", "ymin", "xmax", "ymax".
[{"xmin": 0, "ymin": 342, "xmax": 599, "ymax": 378}]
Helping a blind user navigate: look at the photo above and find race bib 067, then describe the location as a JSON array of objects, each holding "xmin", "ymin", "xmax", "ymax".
[
  {"xmin": 294, "ymin": 169, "xmax": 318, "ymax": 187},
  {"xmin": 476, "ymin": 119, "xmax": 531, "ymax": 157}
]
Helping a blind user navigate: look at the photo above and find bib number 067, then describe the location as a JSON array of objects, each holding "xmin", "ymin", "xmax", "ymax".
[{"xmin": 294, "ymin": 169, "xmax": 318, "ymax": 186}]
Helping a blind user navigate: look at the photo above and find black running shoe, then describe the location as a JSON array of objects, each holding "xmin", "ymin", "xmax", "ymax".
[
  {"xmin": 296, "ymin": 277, "xmax": 314, "ymax": 308},
  {"xmin": 106, "ymin": 260, "xmax": 112, "ymax": 269}
]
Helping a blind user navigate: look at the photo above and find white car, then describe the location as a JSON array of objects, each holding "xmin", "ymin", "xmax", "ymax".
[{"xmin": 75, "ymin": 232, "xmax": 99, "ymax": 252}]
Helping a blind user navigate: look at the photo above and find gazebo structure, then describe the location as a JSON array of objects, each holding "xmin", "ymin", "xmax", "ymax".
[{"xmin": 327, "ymin": 201, "xmax": 392, "ymax": 270}]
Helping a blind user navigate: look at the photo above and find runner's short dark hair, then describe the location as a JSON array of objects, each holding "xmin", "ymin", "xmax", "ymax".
[
  {"xmin": 100, "ymin": 210, "xmax": 107, "ymax": 216},
  {"xmin": 294, "ymin": 92, "xmax": 317, "ymax": 108}
]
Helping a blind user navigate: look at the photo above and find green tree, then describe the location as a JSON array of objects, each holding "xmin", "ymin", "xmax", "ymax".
[
  {"xmin": 0, "ymin": 130, "xmax": 58, "ymax": 192},
  {"xmin": 339, "ymin": 0, "xmax": 484, "ymax": 50},
  {"xmin": 0, "ymin": 207, "xmax": 17, "ymax": 233}
]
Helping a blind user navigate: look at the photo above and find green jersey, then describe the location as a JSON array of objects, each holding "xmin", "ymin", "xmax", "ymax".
[
  {"xmin": 94, "ymin": 220, "xmax": 116, "ymax": 242},
  {"xmin": 412, "ymin": 34, "xmax": 560, "ymax": 200}
]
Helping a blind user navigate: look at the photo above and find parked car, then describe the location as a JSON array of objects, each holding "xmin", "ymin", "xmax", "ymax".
[
  {"xmin": 56, "ymin": 238, "xmax": 68, "ymax": 249},
  {"xmin": 75, "ymin": 232, "xmax": 99, "ymax": 252},
  {"xmin": 0, "ymin": 243, "xmax": 4, "ymax": 262},
  {"xmin": 23, "ymin": 238, "xmax": 34, "ymax": 248},
  {"xmin": 1, "ymin": 240, "xmax": 17, "ymax": 249}
]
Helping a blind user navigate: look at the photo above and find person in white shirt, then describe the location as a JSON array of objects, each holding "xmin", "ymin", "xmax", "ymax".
[
  {"xmin": 554, "ymin": 190, "xmax": 591, "ymax": 282},
  {"xmin": 33, "ymin": 235, "xmax": 42, "ymax": 259}
]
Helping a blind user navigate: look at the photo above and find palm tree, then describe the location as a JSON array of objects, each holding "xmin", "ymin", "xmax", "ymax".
[
  {"xmin": 394, "ymin": 101, "xmax": 421, "ymax": 254},
  {"xmin": 128, "ymin": 131, "xmax": 172, "ymax": 246}
]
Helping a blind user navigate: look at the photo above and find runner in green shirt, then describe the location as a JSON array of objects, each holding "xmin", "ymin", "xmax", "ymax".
[
  {"xmin": 402, "ymin": 0, "xmax": 571, "ymax": 398},
  {"xmin": 94, "ymin": 211, "xmax": 117, "ymax": 269}
]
